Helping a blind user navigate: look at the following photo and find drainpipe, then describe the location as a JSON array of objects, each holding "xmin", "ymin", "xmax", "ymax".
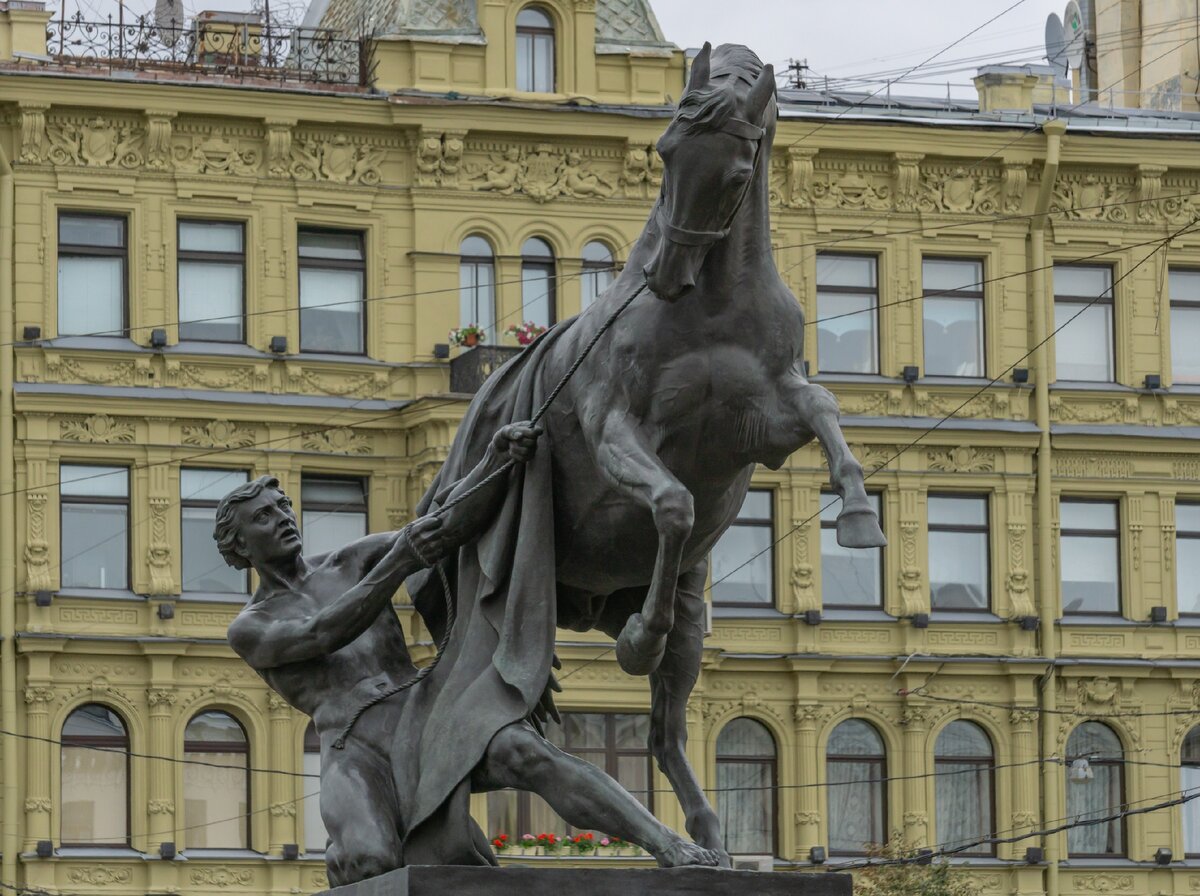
[
  {"xmin": 1032, "ymin": 118, "xmax": 1066, "ymax": 896},
  {"xmin": 0, "ymin": 139, "xmax": 16, "ymax": 885}
]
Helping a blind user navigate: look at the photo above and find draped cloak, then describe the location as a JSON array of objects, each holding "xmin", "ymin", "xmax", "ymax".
[{"xmin": 390, "ymin": 322, "xmax": 572, "ymax": 865}]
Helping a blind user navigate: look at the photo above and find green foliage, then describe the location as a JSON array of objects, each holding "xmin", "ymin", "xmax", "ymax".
[{"xmin": 853, "ymin": 838, "xmax": 984, "ymax": 896}]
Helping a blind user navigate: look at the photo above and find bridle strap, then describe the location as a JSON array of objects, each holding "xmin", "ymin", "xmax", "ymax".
[{"xmin": 721, "ymin": 117, "xmax": 765, "ymax": 140}]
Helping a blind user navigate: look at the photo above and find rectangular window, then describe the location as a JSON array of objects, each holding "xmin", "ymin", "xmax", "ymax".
[
  {"xmin": 1170, "ymin": 269, "xmax": 1200, "ymax": 384},
  {"xmin": 929, "ymin": 495, "xmax": 990, "ymax": 612},
  {"xmin": 816, "ymin": 254, "xmax": 878, "ymax": 374},
  {"xmin": 182, "ymin": 469, "xmax": 249, "ymax": 595},
  {"xmin": 58, "ymin": 213, "xmax": 127, "ymax": 337},
  {"xmin": 1060, "ymin": 500, "xmax": 1121, "ymax": 615},
  {"xmin": 710, "ymin": 490, "xmax": 773, "ymax": 607},
  {"xmin": 486, "ymin": 713, "xmax": 652, "ymax": 838},
  {"xmin": 60, "ymin": 465, "xmax": 129, "ymax": 590},
  {"xmin": 299, "ymin": 228, "xmax": 365, "ymax": 354},
  {"xmin": 179, "ymin": 220, "xmax": 245, "ymax": 342},
  {"xmin": 1054, "ymin": 264, "xmax": 1114, "ymax": 382},
  {"xmin": 460, "ymin": 256, "xmax": 496, "ymax": 342},
  {"xmin": 1178, "ymin": 503, "xmax": 1200, "ymax": 615},
  {"xmin": 922, "ymin": 258, "xmax": 984, "ymax": 377},
  {"xmin": 820, "ymin": 492, "xmax": 883, "ymax": 608},
  {"xmin": 301, "ymin": 475, "xmax": 367, "ymax": 555}
]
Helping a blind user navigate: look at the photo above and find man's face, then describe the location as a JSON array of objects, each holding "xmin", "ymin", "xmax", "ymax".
[{"xmin": 233, "ymin": 489, "xmax": 302, "ymax": 571}]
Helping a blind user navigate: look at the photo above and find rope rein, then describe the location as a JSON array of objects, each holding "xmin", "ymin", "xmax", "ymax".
[{"xmin": 331, "ymin": 280, "xmax": 649, "ymax": 749}]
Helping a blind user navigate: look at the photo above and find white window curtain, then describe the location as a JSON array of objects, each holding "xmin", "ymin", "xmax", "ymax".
[
  {"xmin": 1066, "ymin": 722, "xmax": 1124, "ymax": 855},
  {"xmin": 716, "ymin": 719, "xmax": 776, "ymax": 856},
  {"xmin": 827, "ymin": 719, "xmax": 886, "ymax": 854}
]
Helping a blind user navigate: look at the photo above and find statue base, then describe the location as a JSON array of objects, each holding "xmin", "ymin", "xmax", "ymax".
[{"xmin": 319, "ymin": 866, "xmax": 851, "ymax": 896}]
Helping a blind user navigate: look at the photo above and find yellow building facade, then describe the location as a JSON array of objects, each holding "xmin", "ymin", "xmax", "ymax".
[{"xmin": 1, "ymin": 4, "xmax": 1200, "ymax": 896}]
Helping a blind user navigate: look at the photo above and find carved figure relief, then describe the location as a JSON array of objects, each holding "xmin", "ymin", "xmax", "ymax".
[
  {"xmin": 471, "ymin": 146, "xmax": 523, "ymax": 195},
  {"xmin": 45, "ymin": 116, "xmax": 145, "ymax": 168},
  {"xmin": 561, "ymin": 151, "xmax": 615, "ymax": 198},
  {"xmin": 416, "ymin": 134, "xmax": 444, "ymax": 187},
  {"xmin": 291, "ymin": 134, "xmax": 387, "ymax": 185},
  {"xmin": 620, "ymin": 143, "xmax": 663, "ymax": 200},
  {"xmin": 1051, "ymin": 173, "xmax": 1132, "ymax": 222},
  {"xmin": 919, "ymin": 166, "xmax": 998, "ymax": 214}
]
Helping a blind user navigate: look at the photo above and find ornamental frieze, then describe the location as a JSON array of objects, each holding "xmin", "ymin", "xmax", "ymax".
[
  {"xmin": 811, "ymin": 163, "xmax": 891, "ymax": 211},
  {"xmin": 180, "ymin": 419, "xmax": 256, "ymax": 449},
  {"xmin": 41, "ymin": 115, "xmax": 146, "ymax": 168},
  {"xmin": 1051, "ymin": 171, "xmax": 1134, "ymax": 222},
  {"xmin": 173, "ymin": 133, "xmax": 260, "ymax": 176},
  {"xmin": 917, "ymin": 164, "xmax": 999, "ymax": 215},
  {"xmin": 301, "ymin": 427, "xmax": 373, "ymax": 456},
  {"xmin": 59, "ymin": 413, "xmax": 136, "ymax": 444},
  {"xmin": 290, "ymin": 132, "xmax": 387, "ymax": 186},
  {"xmin": 620, "ymin": 142, "xmax": 663, "ymax": 200},
  {"xmin": 467, "ymin": 143, "xmax": 618, "ymax": 203}
]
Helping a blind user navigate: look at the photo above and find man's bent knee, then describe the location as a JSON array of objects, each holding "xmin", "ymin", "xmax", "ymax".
[
  {"xmin": 326, "ymin": 840, "xmax": 399, "ymax": 887},
  {"xmin": 485, "ymin": 724, "xmax": 559, "ymax": 785}
]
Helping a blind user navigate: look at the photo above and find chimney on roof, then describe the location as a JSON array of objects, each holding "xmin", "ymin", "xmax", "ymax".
[{"xmin": 974, "ymin": 64, "xmax": 1068, "ymax": 114}]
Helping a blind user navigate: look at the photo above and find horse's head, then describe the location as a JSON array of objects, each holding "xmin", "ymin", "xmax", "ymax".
[{"xmin": 644, "ymin": 43, "xmax": 775, "ymax": 301}]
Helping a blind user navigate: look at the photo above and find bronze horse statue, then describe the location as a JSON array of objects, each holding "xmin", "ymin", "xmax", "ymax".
[{"xmin": 409, "ymin": 42, "xmax": 885, "ymax": 862}]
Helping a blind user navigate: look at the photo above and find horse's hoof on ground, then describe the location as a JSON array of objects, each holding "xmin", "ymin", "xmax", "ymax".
[
  {"xmin": 837, "ymin": 509, "xmax": 886, "ymax": 548},
  {"xmin": 655, "ymin": 840, "xmax": 721, "ymax": 868},
  {"xmin": 616, "ymin": 614, "xmax": 667, "ymax": 676}
]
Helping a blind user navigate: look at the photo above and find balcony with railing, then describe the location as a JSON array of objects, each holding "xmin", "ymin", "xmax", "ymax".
[{"xmin": 30, "ymin": 7, "xmax": 373, "ymax": 88}]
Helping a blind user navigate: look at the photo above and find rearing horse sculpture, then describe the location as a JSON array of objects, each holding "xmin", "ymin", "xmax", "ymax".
[{"xmin": 409, "ymin": 43, "xmax": 885, "ymax": 862}]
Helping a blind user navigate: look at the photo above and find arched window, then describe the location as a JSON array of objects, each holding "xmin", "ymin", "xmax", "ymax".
[
  {"xmin": 1184, "ymin": 727, "xmax": 1200, "ymax": 855},
  {"xmin": 1066, "ymin": 722, "xmax": 1124, "ymax": 856},
  {"xmin": 184, "ymin": 711, "xmax": 249, "ymax": 849},
  {"xmin": 459, "ymin": 235, "xmax": 496, "ymax": 343},
  {"xmin": 303, "ymin": 722, "xmax": 327, "ymax": 853},
  {"xmin": 61, "ymin": 704, "xmax": 129, "ymax": 846},
  {"xmin": 827, "ymin": 719, "xmax": 886, "ymax": 855},
  {"xmin": 580, "ymin": 241, "xmax": 615, "ymax": 310},
  {"xmin": 516, "ymin": 6, "xmax": 554, "ymax": 93},
  {"xmin": 934, "ymin": 721, "xmax": 994, "ymax": 855},
  {"xmin": 521, "ymin": 237, "xmax": 556, "ymax": 329},
  {"xmin": 716, "ymin": 718, "xmax": 777, "ymax": 856}
]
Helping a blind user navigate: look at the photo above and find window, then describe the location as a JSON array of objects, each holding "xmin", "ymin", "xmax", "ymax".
[
  {"xmin": 1054, "ymin": 264, "xmax": 1114, "ymax": 382},
  {"xmin": 816, "ymin": 254, "xmax": 878, "ymax": 374},
  {"xmin": 521, "ymin": 237, "xmax": 556, "ymax": 329},
  {"xmin": 301, "ymin": 475, "xmax": 367, "ymax": 555},
  {"xmin": 298, "ymin": 228, "xmax": 365, "ymax": 354},
  {"xmin": 184, "ymin": 711, "xmax": 249, "ymax": 849},
  {"xmin": 581, "ymin": 241, "xmax": 615, "ymax": 310},
  {"xmin": 922, "ymin": 258, "xmax": 984, "ymax": 377},
  {"xmin": 1060, "ymin": 500, "xmax": 1121, "ymax": 615},
  {"xmin": 1183, "ymin": 727, "xmax": 1200, "ymax": 855},
  {"xmin": 827, "ymin": 719, "xmax": 886, "ymax": 855},
  {"xmin": 716, "ymin": 719, "xmax": 777, "ymax": 856},
  {"xmin": 60, "ymin": 465, "xmax": 129, "ymax": 590},
  {"xmin": 182, "ymin": 469, "xmax": 249, "ymax": 595},
  {"xmin": 934, "ymin": 721, "xmax": 994, "ymax": 855},
  {"xmin": 1065, "ymin": 722, "xmax": 1124, "ymax": 857},
  {"xmin": 61, "ymin": 704, "xmax": 129, "ymax": 846},
  {"xmin": 303, "ymin": 722, "xmax": 327, "ymax": 853},
  {"xmin": 820, "ymin": 492, "xmax": 883, "ymax": 608},
  {"xmin": 1170, "ymin": 269, "xmax": 1200, "ymax": 383},
  {"xmin": 486, "ymin": 713, "xmax": 652, "ymax": 837},
  {"xmin": 1178, "ymin": 503, "xmax": 1200, "ymax": 615},
  {"xmin": 711, "ymin": 490, "xmax": 773, "ymax": 607},
  {"xmin": 460, "ymin": 235, "xmax": 497, "ymax": 341},
  {"xmin": 58, "ymin": 213, "xmax": 127, "ymax": 337},
  {"xmin": 929, "ymin": 495, "xmax": 989, "ymax": 612},
  {"xmin": 516, "ymin": 6, "xmax": 554, "ymax": 93},
  {"xmin": 178, "ymin": 220, "xmax": 244, "ymax": 342}
]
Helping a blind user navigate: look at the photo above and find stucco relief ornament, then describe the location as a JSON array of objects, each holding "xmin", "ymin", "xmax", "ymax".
[
  {"xmin": 46, "ymin": 117, "xmax": 145, "ymax": 168},
  {"xmin": 1052, "ymin": 173, "xmax": 1131, "ymax": 222},
  {"xmin": 291, "ymin": 135, "xmax": 386, "ymax": 186},
  {"xmin": 561, "ymin": 152, "xmax": 615, "ymax": 198},
  {"xmin": 472, "ymin": 146, "xmax": 523, "ymax": 195},
  {"xmin": 416, "ymin": 135, "xmax": 444, "ymax": 187},
  {"xmin": 919, "ymin": 167, "xmax": 997, "ymax": 214},
  {"xmin": 812, "ymin": 165, "xmax": 891, "ymax": 210},
  {"xmin": 174, "ymin": 135, "xmax": 259, "ymax": 176},
  {"xmin": 620, "ymin": 144, "xmax": 663, "ymax": 200}
]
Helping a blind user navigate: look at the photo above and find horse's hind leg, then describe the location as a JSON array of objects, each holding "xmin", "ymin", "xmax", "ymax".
[
  {"xmin": 798, "ymin": 382, "xmax": 886, "ymax": 547},
  {"xmin": 649, "ymin": 561, "xmax": 731, "ymax": 866}
]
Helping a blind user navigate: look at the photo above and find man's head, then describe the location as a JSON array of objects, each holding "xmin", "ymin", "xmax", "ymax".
[{"xmin": 213, "ymin": 475, "xmax": 303, "ymax": 573}]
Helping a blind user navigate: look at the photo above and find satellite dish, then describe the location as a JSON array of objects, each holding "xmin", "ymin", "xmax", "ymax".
[
  {"xmin": 1063, "ymin": 0, "xmax": 1085, "ymax": 69},
  {"xmin": 1045, "ymin": 12, "xmax": 1069, "ymax": 78}
]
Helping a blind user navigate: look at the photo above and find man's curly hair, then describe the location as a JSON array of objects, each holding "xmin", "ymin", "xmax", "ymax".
[{"xmin": 213, "ymin": 475, "xmax": 283, "ymax": 571}]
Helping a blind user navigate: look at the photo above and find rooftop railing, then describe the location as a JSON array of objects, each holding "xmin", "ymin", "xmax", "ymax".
[{"xmin": 43, "ymin": 12, "xmax": 373, "ymax": 87}]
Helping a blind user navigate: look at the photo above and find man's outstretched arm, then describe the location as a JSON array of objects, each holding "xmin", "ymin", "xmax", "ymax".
[{"xmin": 229, "ymin": 517, "xmax": 448, "ymax": 670}]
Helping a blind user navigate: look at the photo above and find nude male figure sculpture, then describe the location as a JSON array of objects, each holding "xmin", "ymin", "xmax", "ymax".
[{"xmin": 215, "ymin": 422, "xmax": 719, "ymax": 885}]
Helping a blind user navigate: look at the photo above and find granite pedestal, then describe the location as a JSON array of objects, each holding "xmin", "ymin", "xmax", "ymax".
[{"xmin": 319, "ymin": 866, "xmax": 852, "ymax": 896}]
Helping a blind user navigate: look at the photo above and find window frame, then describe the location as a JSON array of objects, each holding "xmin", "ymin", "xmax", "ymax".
[
  {"xmin": 1052, "ymin": 263, "xmax": 1115, "ymax": 383},
  {"xmin": 300, "ymin": 474, "xmax": 369, "ymax": 554},
  {"xmin": 921, "ymin": 256, "xmax": 986, "ymax": 378},
  {"xmin": 1065, "ymin": 721, "xmax": 1126, "ymax": 858},
  {"xmin": 180, "ymin": 468, "xmax": 250, "ymax": 596},
  {"xmin": 297, "ymin": 226, "xmax": 367, "ymax": 356},
  {"xmin": 826, "ymin": 719, "xmax": 888, "ymax": 857},
  {"xmin": 60, "ymin": 703, "xmax": 131, "ymax": 848},
  {"xmin": 177, "ymin": 218, "xmax": 246, "ymax": 344},
  {"xmin": 927, "ymin": 492, "xmax": 991, "ymax": 614},
  {"xmin": 820, "ymin": 491, "xmax": 884, "ymax": 610},
  {"xmin": 302, "ymin": 722, "xmax": 326, "ymax": 854},
  {"xmin": 1059, "ymin": 497, "xmax": 1122, "ymax": 617},
  {"xmin": 932, "ymin": 720, "xmax": 995, "ymax": 857},
  {"xmin": 1169, "ymin": 266, "xmax": 1200, "ymax": 384},
  {"xmin": 815, "ymin": 252, "xmax": 880, "ymax": 375},
  {"xmin": 580, "ymin": 241, "xmax": 617, "ymax": 310},
  {"xmin": 460, "ymin": 236, "xmax": 497, "ymax": 341},
  {"xmin": 515, "ymin": 5, "xmax": 556, "ymax": 93},
  {"xmin": 711, "ymin": 488, "xmax": 775, "ymax": 609},
  {"xmin": 59, "ymin": 464, "xmax": 130, "ymax": 592},
  {"xmin": 1178, "ymin": 501, "xmax": 1200, "ymax": 616},
  {"xmin": 715, "ymin": 718, "xmax": 779, "ymax": 857},
  {"xmin": 521, "ymin": 237, "xmax": 557, "ymax": 327},
  {"xmin": 57, "ymin": 211, "xmax": 129, "ymax": 338},
  {"xmin": 183, "ymin": 710, "xmax": 251, "ymax": 851}
]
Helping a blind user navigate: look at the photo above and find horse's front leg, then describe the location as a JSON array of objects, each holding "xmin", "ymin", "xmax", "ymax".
[
  {"xmin": 589, "ymin": 409, "xmax": 692, "ymax": 675},
  {"xmin": 798, "ymin": 382, "xmax": 886, "ymax": 548},
  {"xmin": 650, "ymin": 560, "xmax": 731, "ymax": 866}
]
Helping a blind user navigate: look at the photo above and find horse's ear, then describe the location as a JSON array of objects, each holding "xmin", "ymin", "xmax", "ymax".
[
  {"xmin": 686, "ymin": 41, "xmax": 711, "ymax": 95},
  {"xmin": 747, "ymin": 64, "xmax": 775, "ymax": 121}
]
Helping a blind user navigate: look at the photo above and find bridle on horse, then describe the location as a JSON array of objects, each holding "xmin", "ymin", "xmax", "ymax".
[{"xmin": 655, "ymin": 115, "xmax": 767, "ymax": 248}]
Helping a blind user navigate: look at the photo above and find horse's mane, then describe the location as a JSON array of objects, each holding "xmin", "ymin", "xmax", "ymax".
[{"xmin": 674, "ymin": 44, "xmax": 768, "ymax": 136}]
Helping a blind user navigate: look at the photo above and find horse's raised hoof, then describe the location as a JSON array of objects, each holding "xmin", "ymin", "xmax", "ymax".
[
  {"xmin": 616, "ymin": 613, "xmax": 667, "ymax": 676},
  {"xmin": 837, "ymin": 509, "xmax": 886, "ymax": 548},
  {"xmin": 655, "ymin": 839, "xmax": 721, "ymax": 868}
]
